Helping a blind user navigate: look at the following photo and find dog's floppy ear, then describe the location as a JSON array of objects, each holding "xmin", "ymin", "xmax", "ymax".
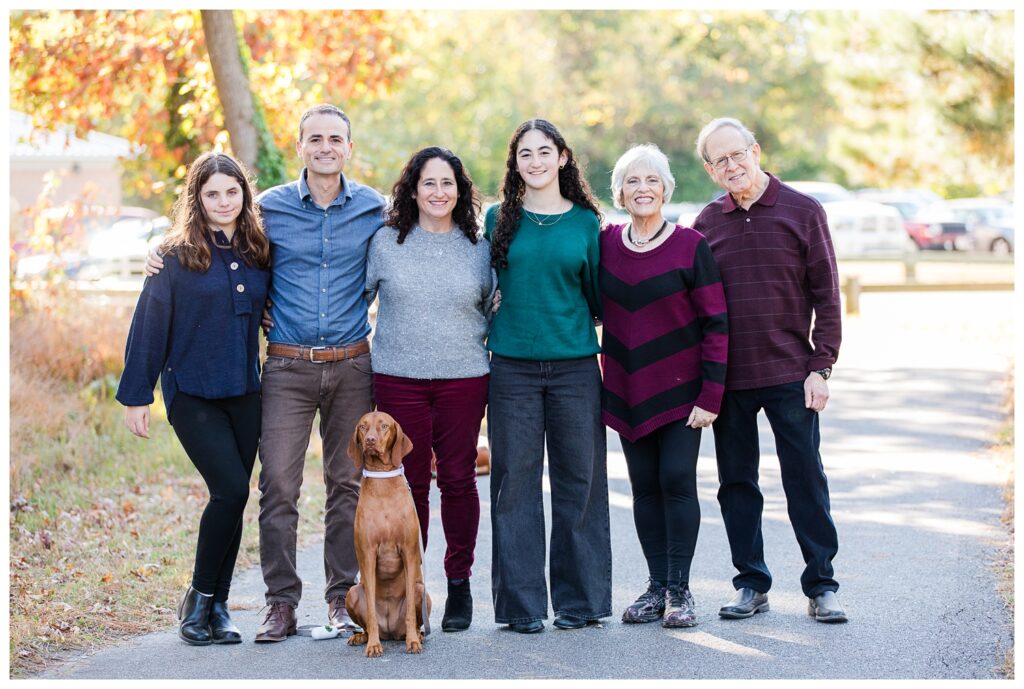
[
  {"xmin": 389, "ymin": 425, "xmax": 414, "ymax": 468},
  {"xmin": 347, "ymin": 424, "xmax": 364, "ymax": 469}
]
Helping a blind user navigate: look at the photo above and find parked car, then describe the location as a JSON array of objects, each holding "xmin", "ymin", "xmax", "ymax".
[
  {"xmin": 942, "ymin": 197, "xmax": 1013, "ymax": 228},
  {"xmin": 854, "ymin": 189, "xmax": 942, "ymax": 220},
  {"xmin": 934, "ymin": 198, "xmax": 1014, "ymax": 253},
  {"xmin": 68, "ymin": 215, "xmax": 171, "ymax": 280},
  {"xmin": 963, "ymin": 208, "xmax": 1014, "ymax": 254},
  {"xmin": 663, "ymin": 202, "xmax": 705, "ymax": 228},
  {"xmin": 821, "ymin": 200, "xmax": 915, "ymax": 258},
  {"xmin": 904, "ymin": 202, "xmax": 973, "ymax": 251},
  {"xmin": 788, "ymin": 181, "xmax": 855, "ymax": 204},
  {"xmin": 15, "ymin": 206, "xmax": 168, "ymax": 280}
]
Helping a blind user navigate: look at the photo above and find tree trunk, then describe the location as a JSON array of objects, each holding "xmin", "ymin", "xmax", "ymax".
[{"xmin": 200, "ymin": 10, "xmax": 260, "ymax": 175}]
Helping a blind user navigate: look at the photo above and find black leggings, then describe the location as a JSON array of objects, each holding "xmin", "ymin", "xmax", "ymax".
[
  {"xmin": 620, "ymin": 419, "xmax": 702, "ymax": 588},
  {"xmin": 170, "ymin": 391, "xmax": 260, "ymax": 602}
]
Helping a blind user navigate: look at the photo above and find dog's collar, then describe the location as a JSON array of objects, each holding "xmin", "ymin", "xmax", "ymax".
[{"xmin": 362, "ymin": 466, "xmax": 404, "ymax": 479}]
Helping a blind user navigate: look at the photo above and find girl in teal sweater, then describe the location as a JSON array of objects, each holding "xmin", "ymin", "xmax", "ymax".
[{"xmin": 484, "ymin": 119, "xmax": 611, "ymax": 633}]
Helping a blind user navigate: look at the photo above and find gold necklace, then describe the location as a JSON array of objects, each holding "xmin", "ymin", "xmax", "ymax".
[{"xmin": 522, "ymin": 204, "xmax": 569, "ymax": 227}]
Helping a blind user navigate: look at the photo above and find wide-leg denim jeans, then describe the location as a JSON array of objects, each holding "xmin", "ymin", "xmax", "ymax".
[
  {"xmin": 712, "ymin": 380, "xmax": 840, "ymax": 598},
  {"xmin": 488, "ymin": 354, "xmax": 612, "ymax": 624}
]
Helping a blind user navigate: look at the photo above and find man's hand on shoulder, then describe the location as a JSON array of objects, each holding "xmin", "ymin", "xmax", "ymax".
[
  {"xmin": 804, "ymin": 372, "xmax": 830, "ymax": 412},
  {"xmin": 144, "ymin": 248, "xmax": 165, "ymax": 276}
]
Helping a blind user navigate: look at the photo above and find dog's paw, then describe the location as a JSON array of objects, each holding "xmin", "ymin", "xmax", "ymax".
[
  {"xmin": 365, "ymin": 641, "xmax": 384, "ymax": 657},
  {"xmin": 348, "ymin": 632, "xmax": 367, "ymax": 646},
  {"xmin": 406, "ymin": 638, "xmax": 423, "ymax": 654}
]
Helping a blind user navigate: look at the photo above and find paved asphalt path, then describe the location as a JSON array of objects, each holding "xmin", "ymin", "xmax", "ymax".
[{"xmin": 44, "ymin": 291, "xmax": 1014, "ymax": 680}]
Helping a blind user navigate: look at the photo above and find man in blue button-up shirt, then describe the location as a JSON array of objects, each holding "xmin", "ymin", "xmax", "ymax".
[
  {"xmin": 254, "ymin": 105, "xmax": 385, "ymax": 640},
  {"xmin": 147, "ymin": 104, "xmax": 384, "ymax": 641}
]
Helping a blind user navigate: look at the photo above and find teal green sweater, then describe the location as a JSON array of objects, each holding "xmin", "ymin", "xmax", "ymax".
[{"xmin": 484, "ymin": 203, "xmax": 601, "ymax": 360}]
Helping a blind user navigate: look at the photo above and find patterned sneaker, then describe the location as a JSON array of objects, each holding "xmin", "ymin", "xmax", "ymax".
[
  {"xmin": 662, "ymin": 584, "xmax": 697, "ymax": 628},
  {"xmin": 622, "ymin": 580, "xmax": 666, "ymax": 623}
]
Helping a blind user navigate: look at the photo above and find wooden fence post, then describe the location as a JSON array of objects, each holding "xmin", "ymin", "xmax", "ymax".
[
  {"xmin": 903, "ymin": 250, "xmax": 918, "ymax": 282},
  {"xmin": 843, "ymin": 276, "xmax": 861, "ymax": 315}
]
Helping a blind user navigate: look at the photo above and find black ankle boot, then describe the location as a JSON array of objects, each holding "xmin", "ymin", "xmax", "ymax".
[
  {"xmin": 442, "ymin": 578, "xmax": 472, "ymax": 632},
  {"xmin": 209, "ymin": 600, "xmax": 242, "ymax": 644},
  {"xmin": 177, "ymin": 587, "xmax": 213, "ymax": 645}
]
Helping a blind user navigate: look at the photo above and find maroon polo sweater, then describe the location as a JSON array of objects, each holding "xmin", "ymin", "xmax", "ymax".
[
  {"xmin": 600, "ymin": 225, "xmax": 728, "ymax": 442},
  {"xmin": 693, "ymin": 173, "xmax": 841, "ymax": 391}
]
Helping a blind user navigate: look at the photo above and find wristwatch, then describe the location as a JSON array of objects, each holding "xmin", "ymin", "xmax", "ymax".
[{"xmin": 814, "ymin": 367, "xmax": 832, "ymax": 381}]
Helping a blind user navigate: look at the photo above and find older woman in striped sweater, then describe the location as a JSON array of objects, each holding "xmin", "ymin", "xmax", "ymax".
[{"xmin": 600, "ymin": 144, "xmax": 728, "ymax": 628}]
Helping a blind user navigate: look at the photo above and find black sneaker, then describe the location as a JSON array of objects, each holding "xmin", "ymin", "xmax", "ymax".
[
  {"xmin": 621, "ymin": 580, "xmax": 666, "ymax": 624},
  {"xmin": 662, "ymin": 584, "xmax": 697, "ymax": 628}
]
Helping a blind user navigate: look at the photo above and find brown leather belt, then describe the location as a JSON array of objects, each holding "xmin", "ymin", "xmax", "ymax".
[{"xmin": 267, "ymin": 340, "xmax": 369, "ymax": 363}]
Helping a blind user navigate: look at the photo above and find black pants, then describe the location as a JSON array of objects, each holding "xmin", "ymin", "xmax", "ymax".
[
  {"xmin": 712, "ymin": 381, "xmax": 840, "ymax": 598},
  {"xmin": 170, "ymin": 391, "xmax": 260, "ymax": 602},
  {"xmin": 620, "ymin": 419, "xmax": 702, "ymax": 588}
]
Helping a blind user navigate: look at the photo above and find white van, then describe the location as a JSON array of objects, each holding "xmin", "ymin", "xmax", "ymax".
[{"xmin": 822, "ymin": 200, "xmax": 915, "ymax": 258}]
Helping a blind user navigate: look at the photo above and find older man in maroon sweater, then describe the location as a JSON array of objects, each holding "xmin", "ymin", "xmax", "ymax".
[{"xmin": 693, "ymin": 117, "xmax": 847, "ymax": 624}]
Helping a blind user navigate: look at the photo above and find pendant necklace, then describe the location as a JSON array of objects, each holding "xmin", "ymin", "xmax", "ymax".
[
  {"xmin": 523, "ymin": 204, "xmax": 569, "ymax": 227},
  {"xmin": 629, "ymin": 220, "xmax": 669, "ymax": 247}
]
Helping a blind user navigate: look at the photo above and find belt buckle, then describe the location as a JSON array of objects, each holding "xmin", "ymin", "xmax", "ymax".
[{"xmin": 308, "ymin": 346, "xmax": 329, "ymax": 363}]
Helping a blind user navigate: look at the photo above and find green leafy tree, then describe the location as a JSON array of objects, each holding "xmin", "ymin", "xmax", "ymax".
[{"xmin": 807, "ymin": 10, "xmax": 1013, "ymax": 197}]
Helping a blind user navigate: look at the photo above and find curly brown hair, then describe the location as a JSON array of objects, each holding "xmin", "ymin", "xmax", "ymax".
[
  {"xmin": 160, "ymin": 152, "xmax": 270, "ymax": 272},
  {"xmin": 385, "ymin": 147, "xmax": 481, "ymax": 245},
  {"xmin": 490, "ymin": 119, "xmax": 601, "ymax": 269}
]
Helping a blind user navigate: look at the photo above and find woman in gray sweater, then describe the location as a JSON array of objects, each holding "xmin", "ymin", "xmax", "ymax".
[{"xmin": 365, "ymin": 146, "xmax": 494, "ymax": 633}]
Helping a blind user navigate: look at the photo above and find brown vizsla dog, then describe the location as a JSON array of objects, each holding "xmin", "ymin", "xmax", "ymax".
[{"xmin": 345, "ymin": 411, "xmax": 431, "ymax": 656}]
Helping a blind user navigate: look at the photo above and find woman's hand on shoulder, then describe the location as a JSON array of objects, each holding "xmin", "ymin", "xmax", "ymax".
[{"xmin": 125, "ymin": 405, "xmax": 151, "ymax": 439}]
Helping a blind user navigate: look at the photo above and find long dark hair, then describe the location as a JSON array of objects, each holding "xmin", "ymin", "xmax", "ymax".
[
  {"xmin": 385, "ymin": 146, "xmax": 481, "ymax": 244},
  {"xmin": 160, "ymin": 151, "xmax": 270, "ymax": 271},
  {"xmin": 490, "ymin": 119, "xmax": 601, "ymax": 269}
]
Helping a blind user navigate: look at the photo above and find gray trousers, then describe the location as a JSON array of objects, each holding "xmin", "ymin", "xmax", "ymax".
[{"xmin": 257, "ymin": 352, "xmax": 373, "ymax": 605}]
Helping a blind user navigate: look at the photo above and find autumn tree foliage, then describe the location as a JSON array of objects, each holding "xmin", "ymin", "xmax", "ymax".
[
  {"xmin": 200, "ymin": 10, "xmax": 284, "ymax": 187},
  {"xmin": 10, "ymin": 9, "xmax": 409, "ymax": 207}
]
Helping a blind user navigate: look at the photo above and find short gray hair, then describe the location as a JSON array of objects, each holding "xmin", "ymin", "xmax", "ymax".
[
  {"xmin": 695, "ymin": 117, "xmax": 756, "ymax": 163},
  {"xmin": 298, "ymin": 104, "xmax": 353, "ymax": 141},
  {"xmin": 610, "ymin": 144, "xmax": 676, "ymax": 209}
]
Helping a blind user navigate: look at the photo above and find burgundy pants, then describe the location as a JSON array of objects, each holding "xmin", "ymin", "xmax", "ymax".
[{"xmin": 373, "ymin": 372, "xmax": 489, "ymax": 580}]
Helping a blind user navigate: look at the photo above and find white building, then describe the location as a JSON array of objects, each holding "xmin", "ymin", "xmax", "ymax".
[{"xmin": 8, "ymin": 110, "xmax": 134, "ymax": 214}]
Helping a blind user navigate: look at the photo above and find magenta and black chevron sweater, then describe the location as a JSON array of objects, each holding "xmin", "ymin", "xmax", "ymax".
[{"xmin": 599, "ymin": 225, "xmax": 728, "ymax": 443}]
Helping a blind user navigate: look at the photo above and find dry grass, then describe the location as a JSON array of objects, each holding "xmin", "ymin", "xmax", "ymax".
[
  {"xmin": 9, "ymin": 298, "xmax": 328, "ymax": 677},
  {"xmin": 991, "ymin": 368, "xmax": 1015, "ymax": 679}
]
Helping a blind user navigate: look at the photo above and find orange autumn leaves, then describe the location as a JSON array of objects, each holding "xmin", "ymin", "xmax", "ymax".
[{"xmin": 10, "ymin": 10, "xmax": 409, "ymax": 205}]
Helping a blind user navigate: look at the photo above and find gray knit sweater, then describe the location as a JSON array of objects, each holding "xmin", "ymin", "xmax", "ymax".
[{"xmin": 366, "ymin": 225, "xmax": 495, "ymax": 379}]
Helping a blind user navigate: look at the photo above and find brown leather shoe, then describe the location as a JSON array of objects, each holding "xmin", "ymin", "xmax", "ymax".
[
  {"xmin": 254, "ymin": 602, "xmax": 297, "ymax": 643},
  {"xmin": 328, "ymin": 595, "xmax": 362, "ymax": 635}
]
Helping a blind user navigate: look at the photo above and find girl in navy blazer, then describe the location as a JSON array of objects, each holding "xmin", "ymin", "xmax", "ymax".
[{"xmin": 117, "ymin": 152, "xmax": 271, "ymax": 645}]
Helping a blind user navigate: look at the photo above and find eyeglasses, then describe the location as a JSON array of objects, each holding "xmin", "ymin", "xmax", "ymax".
[{"xmin": 708, "ymin": 146, "xmax": 752, "ymax": 171}]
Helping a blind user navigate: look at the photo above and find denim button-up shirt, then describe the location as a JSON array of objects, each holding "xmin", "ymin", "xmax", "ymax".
[{"xmin": 258, "ymin": 170, "xmax": 385, "ymax": 347}]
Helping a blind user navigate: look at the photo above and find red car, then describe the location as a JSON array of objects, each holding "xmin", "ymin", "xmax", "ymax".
[{"xmin": 903, "ymin": 203, "xmax": 970, "ymax": 250}]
